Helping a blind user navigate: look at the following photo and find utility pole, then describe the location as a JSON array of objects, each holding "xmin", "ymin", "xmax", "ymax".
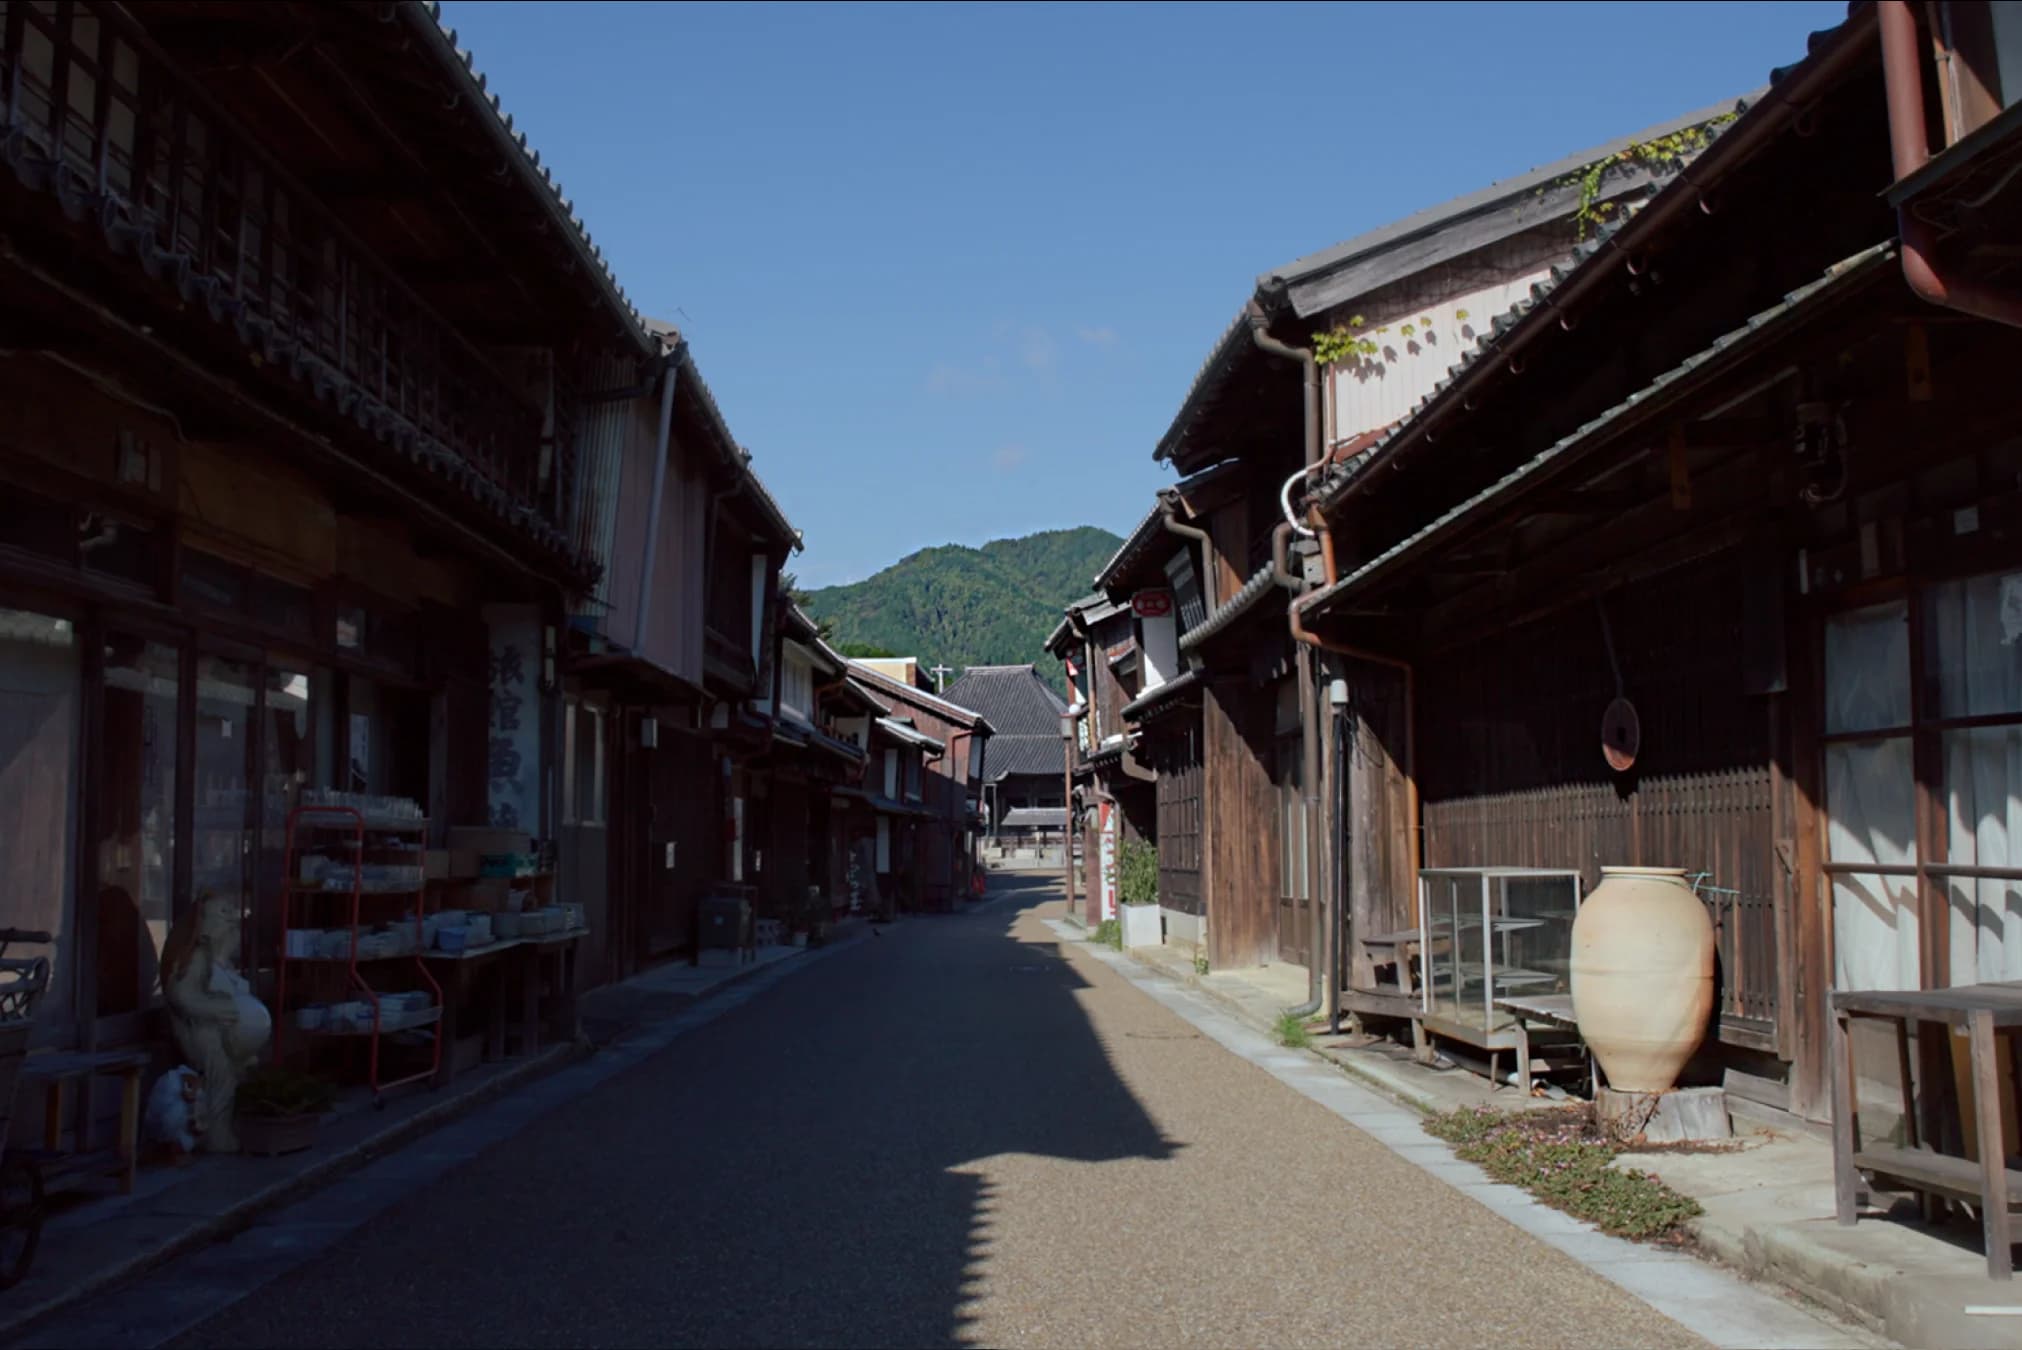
[{"xmin": 1060, "ymin": 703, "xmax": 1084, "ymax": 920}]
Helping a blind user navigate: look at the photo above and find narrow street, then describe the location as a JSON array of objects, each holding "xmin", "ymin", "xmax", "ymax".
[{"xmin": 21, "ymin": 875, "xmax": 1750, "ymax": 1350}]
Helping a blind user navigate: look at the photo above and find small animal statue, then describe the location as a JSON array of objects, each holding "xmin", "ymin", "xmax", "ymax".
[
  {"xmin": 142, "ymin": 1066, "xmax": 207, "ymax": 1164},
  {"xmin": 159, "ymin": 892, "xmax": 272, "ymax": 1152}
]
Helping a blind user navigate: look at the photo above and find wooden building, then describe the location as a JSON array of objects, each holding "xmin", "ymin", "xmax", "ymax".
[
  {"xmin": 561, "ymin": 322, "xmax": 801, "ymax": 984},
  {"xmin": 1091, "ymin": 463, "xmax": 1298, "ymax": 968},
  {"xmin": 940, "ymin": 664, "xmax": 1069, "ymax": 844},
  {"xmin": 847, "ymin": 663, "xmax": 991, "ymax": 912},
  {"xmin": 748, "ymin": 606, "xmax": 875, "ymax": 933},
  {"xmin": 1300, "ymin": 1, "xmax": 2022, "ymax": 1124},
  {"xmin": 0, "ymin": 0, "xmax": 654, "ymax": 1063},
  {"xmin": 1140, "ymin": 97, "xmax": 1743, "ymax": 1011},
  {"xmin": 1047, "ymin": 593, "xmax": 1156, "ymax": 927}
]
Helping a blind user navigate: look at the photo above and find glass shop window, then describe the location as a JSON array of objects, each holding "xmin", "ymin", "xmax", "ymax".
[
  {"xmin": 192, "ymin": 656, "xmax": 257, "ymax": 944},
  {"xmin": 343, "ymin": 676, "xmax": 428, "ymax": 803},
  {"xmin": 97, "ymin": 633, "xmax": 179, "ymax": 1019},
  {"xmin": 0, "ymin": 608, "xmax": 80, "ymax": 1046}
]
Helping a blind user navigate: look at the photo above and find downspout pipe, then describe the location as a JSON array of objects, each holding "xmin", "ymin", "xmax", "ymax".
[
  {"xmin": 1879, "ymin": 0, "xmax": 2022, "ymax": 328},
  {"xmin": 1287, "ymin": 583, "xmax": 1421, "ymax": 901},
  {"xmin": 1158, "ymin": 494, "xmax": 1210, "ymax": 548},
  {"xmin": 1252, "ymin": 303, "xmax": 1329, "ymax": 1023},
  {"xmin": 631, "ymin": 343, "xmax": 683, "ymax": 655}
]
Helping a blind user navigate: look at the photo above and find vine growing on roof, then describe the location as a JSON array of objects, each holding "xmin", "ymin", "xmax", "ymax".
[
  {"xmin": 1312, "ymin": 308, "xmax": 1471, "ymax": 369},
  {"xmin": 1553, "ymin": 113, "xmax": 1738, "ymax": 241}
]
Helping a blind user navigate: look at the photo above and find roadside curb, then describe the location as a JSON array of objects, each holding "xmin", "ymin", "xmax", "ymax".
[
  {"xmin": 1057, "ymin": 920, "xmax": 1884, "ymax": 1350},
  {"xmin": 0, "ymin": 931, "xmax": 871, "ymax": 1347},
  {"xmin": 1110, "ymin": 944, "xmax": 1448, "ymax": 1112}
]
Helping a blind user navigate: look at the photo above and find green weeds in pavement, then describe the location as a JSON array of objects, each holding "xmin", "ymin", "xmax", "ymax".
[
  {"xmin": 1092, "ymin": 918, "xmax": 1122, "ymax": 950},
  {"xmin": 1192, "ymin": 950, "xmax": 1209, "ymax": 976},
  {"xmin": 1424, "ymin": 1106, "xmax": 1702, "ymax": 1240},
  {"xmin": 1274, "ymin": 1012, "xmax": 1313, "ymax": 1049}
]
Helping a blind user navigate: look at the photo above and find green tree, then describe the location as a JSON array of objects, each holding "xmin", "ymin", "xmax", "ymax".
[{"xmin": 799, "ymin": 526, "xmax": 1122, "ymax": 669}]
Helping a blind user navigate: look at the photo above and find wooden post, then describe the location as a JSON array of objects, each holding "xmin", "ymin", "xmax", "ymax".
[
  {"xmin": 119, "ymin": 1067, "xmax": 140, "ymax": 1195},
  {"xmin": 1971, "ymin": 1008, "xmax": 2013, "ymax": 1278},
  {"xmin": 1832, "ymin": 1001, "xmax": 1860, "ymax": 1225}
]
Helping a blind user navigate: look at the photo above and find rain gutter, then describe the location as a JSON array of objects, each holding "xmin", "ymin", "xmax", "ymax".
[{"xmin": 1878, "ymin": 0, "xmax": 2022, "ymax": 327}]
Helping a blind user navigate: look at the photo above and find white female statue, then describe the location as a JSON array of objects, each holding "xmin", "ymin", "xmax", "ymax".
[{"xmin": 159, "ymin": 893, "xmax": 272, "ymax": 1152}]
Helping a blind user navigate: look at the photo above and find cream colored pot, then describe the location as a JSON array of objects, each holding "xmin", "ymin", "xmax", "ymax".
[{"xmin": 1570, "ymin": 867, "xmax": 1714, "ymax": 1093}]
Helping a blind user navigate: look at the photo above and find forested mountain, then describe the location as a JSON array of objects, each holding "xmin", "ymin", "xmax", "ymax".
[{"xmin": 802, "ymin": 527, "xmax": 1122, "ymax": 671}]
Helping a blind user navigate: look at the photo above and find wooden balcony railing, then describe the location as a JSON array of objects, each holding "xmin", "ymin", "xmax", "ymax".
[{"xmin": 0, "ymin": 1, "xmax": 560, "ymax": 522}]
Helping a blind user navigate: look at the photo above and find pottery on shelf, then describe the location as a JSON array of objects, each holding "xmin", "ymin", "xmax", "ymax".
[{"xmin": 1569, "ymin": 866, "xmax": 1714, "ymax": 1093}]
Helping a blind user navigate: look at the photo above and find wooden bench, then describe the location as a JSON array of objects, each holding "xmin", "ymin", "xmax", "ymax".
[
  {"xmin": 1832, "ymin": 982, "xmax": 2022, "ymax": 1278},
  {"xmin": 18, "ymin": 1048, "xmax": 148, "ymax": 1195},
  {"xmin": 1492, "ymin": 993, "xmax": 1594, "ymax": 1097}
]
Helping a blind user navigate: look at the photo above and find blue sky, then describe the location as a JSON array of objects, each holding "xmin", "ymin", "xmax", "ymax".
[{"xmin": 441, "ymin": 0, "xmax": 1848, "ymax": 588}]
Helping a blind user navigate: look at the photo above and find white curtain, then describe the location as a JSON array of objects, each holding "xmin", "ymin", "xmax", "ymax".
[
  {"xmin": 1824, "ymin": 600, "xmax": 1918, "ymax": 991},
  {"xmin": 1929, "ymin": 573, "xmax": 2022, "ymax": 985}
]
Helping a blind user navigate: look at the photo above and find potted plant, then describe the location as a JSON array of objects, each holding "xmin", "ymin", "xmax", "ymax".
[
  {"xmin": 235, "ymin": 1066, "xmax": 337, "ymax": 1156},
  {"xmin": 1117, "ymin": 838, "xmax": 1163, "ymax": 949}
]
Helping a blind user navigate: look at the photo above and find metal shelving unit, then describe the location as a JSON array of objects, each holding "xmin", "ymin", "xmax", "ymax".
[{"xmin": 276, "ymin": 805, "xmax": 442, "ymax": 1100}]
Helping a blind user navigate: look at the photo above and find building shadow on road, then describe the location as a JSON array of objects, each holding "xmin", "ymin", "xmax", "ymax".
[{"xmin": 170, "ymin": 876, "xmax": 1176, "ymax": 1350}]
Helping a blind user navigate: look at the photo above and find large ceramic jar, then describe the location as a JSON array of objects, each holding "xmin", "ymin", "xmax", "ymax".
[{"xmin": 1570, "ymin": 867, "xmax": 1714, "ymax": 1093}]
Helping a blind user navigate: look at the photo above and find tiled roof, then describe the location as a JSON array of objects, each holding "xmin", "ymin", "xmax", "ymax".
[
  {"xmin": 1093, "ymin": 460, "xmax": 1241, "ymax": 594},
  {"xmin": 1301, "ymin": 242, "xmax": 1898, "ymax": 618},
  {"xmin": 1310, "ymin": 5, "xmax": 1873, "ymax": 517},
  {"xmin": 1001, "ymin": 808, "xmax": 1067, "ymax": 829},
  {"xmin": 876, "ymin": 716, "xmax": 946, "ymax": 755},
  {"xmin": 407, "ymin": 2, "xmax": 653, "ymax": 356},
  {"xmin": 941, "ymin": 665, "xmax": 1068, "ymax": 736},
  {"xmin": 1153, "ymin": 97, "xmax": 1759, "ymax": 467},
  {"xmin": 849, "ymin": 662, "xmax": 993, "ymax": 732},
  {"xmin": 1120, "ymin": 670, "xmax": 1202, "ymax": 724},
  {"xmin": 1178, "ymin": 563, "xmax": 1284, "ymax": 655},
  {"xmin": 980, "ymin": 735, "xmax": 1066, "ymax": 781}
]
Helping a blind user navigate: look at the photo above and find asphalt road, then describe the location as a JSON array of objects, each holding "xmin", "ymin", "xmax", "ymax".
[{"xmin": 163, "ymin": 875, "xmax": 1704, "ymax": 1349}]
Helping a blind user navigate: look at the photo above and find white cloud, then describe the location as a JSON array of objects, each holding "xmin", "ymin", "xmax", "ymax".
[
  {"xmin": 1076, "ymin": 326, "xmax": 1119, "ymax": 348},
  {"xmin": 1017, "ymin": 326, "xmax": 1057, "ymax": 374},
  {"xmin": 991, "ymin": 444, "xmax": 1028, "ymax": 473},
  {"xmin": 926, "ymin": 357, "xmax": 1006, "ymax": 396}
]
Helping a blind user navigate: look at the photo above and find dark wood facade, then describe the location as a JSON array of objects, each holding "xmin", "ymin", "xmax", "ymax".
[
  {"xmin": 0, "ymin": 0, "xmax": 641, "ymax": 1074},
  {"xmin": 1302, "ymin": 10, "xmax": 2022, "ymax": 1121}
]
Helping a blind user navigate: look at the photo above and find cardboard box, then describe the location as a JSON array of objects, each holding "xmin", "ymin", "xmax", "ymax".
[
  {"xmin": 448, "ymin": 849, "xmax": 481, "ymax": 880},
  {"xmin": 423, "ymin": 850, "xmax": 451, "ymax": 881}
]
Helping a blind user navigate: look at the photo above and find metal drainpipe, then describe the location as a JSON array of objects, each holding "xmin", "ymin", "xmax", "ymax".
[
  {"xmin": 1287, "ymin": 580, "xmax": 1420, "ymax": 887},
  {"xmin": 1251, "ymin": 297, "xmax": 1329, "ymax": 1022},
  {"xmin": 1879, "ymin": 0, "xmax": 2022, "ymax": 328},
  {"xmin": 630, "ymin": 346, "xmax": 682, "ymax": 654}
]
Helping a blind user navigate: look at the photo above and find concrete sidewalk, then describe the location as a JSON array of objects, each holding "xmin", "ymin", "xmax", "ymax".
[
  {"xmin": 0, "ymin": 937, "xmax": 832, "ymax": 1346},
  {"xmin": 1117, "ymin": 936, "xmax": 2022, "ymax": 1349}
]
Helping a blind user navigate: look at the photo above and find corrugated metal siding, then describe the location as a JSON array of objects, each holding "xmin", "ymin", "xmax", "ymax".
[
  {"xmin": 570, "ymin": 354, "xmax": 634, "ymax": 612},
  {"xmin": 1327, "ymin": 242, "xmax": 1565, "ymax": 449},
  {"xmin": 637, "ymin": 431, "xmax": 706, "ymax": 685}
]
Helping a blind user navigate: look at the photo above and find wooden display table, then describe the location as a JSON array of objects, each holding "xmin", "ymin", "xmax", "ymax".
[
  {"xmin": 423, "ymin": 929, "xmax": 587, "ymax": 1087},
  {"xmin": 1491, "ymin": 993, "xmax": 1592, "ymax": 1097},
  {"xmin": 1832, "ymin": 982, "xmax": 2022, "ymax": 1278}
]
